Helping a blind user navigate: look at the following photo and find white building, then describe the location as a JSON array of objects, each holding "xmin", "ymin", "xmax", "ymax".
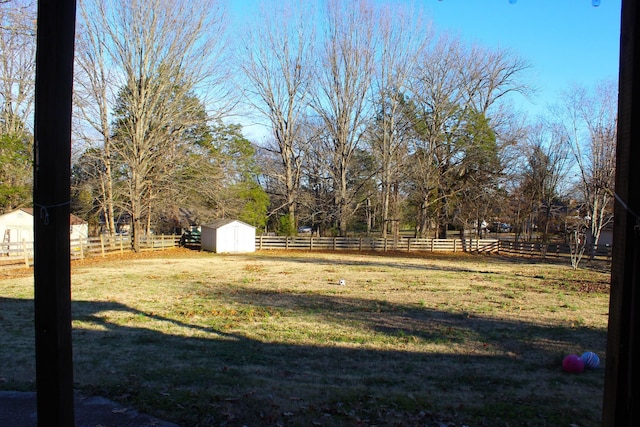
[
  {"xmin": 1, "ymin": 208, "xmax": 89, "ymax": 245},
  {"xmin": 201, "ymin": 219, "xmax": 256, "ymax": 253}
]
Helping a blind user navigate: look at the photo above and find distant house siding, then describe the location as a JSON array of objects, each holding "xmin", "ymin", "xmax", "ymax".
[
  {"xmin": 0, "ymin": 209, "xmax": 34, "ymax": 243},
  {"xmin": 0, "ymin": 208, "xmax": 88, "ymax": 244}
]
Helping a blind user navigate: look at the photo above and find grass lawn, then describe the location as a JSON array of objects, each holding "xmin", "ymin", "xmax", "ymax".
[{"xmin": 0, "ymin": 248, "xmax": 610, "ymax": 426}]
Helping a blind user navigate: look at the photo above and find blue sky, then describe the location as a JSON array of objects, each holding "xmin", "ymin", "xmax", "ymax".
[
  {"xmin": 423, "ymin": 0, "xmax": 621, "ymax": 116},
  {"xmin": 231, "ymin": 0, "xmax": 621, "ymax": 134}
]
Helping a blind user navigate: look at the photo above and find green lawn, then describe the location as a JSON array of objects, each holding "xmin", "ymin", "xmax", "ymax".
[{"xmin": 0, "ymin": 249, "xmax": 610, "ymax": 426}]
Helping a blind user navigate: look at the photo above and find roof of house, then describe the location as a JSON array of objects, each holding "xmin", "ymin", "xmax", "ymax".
[{"xmin": 6, "ymin": 207, "xmax": 87, "ymax": 225}]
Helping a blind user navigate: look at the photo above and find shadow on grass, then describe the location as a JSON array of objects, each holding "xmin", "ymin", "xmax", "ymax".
[
  {"xmin": 0, "ymin": 294, "xmax": 606, "ymax": 427},
  {"xmin": 241, "ymin": 250, "xmax": 612, "ymax": 282}
]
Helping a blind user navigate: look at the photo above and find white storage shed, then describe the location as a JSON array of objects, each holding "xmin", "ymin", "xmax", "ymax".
[{"xmin": 201, "ymin": 219, "xmax": 256, "ymax": 253}]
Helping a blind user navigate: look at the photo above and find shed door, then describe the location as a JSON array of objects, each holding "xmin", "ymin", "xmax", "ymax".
[{"xmin": 233, "ymin": 226, "xmax": 241, "ymax": 252}]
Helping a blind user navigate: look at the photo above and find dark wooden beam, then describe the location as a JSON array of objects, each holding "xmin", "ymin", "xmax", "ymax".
[
  {"xmin": 33, "ymin": 1, "xmax": 77, "ymax": 426},
  {"xmin": 602, "ymin": 0, "xmax": 640, "ymax": 426}
]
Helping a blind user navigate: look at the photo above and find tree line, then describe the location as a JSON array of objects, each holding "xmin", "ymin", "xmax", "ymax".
[{"xmin": 0, "ymin": 0, "xmax": 616, "ymax": 252}]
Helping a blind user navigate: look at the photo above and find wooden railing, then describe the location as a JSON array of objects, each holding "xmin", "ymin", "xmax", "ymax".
[
  {"xmin": 256, "ymin": 235, "xmax": 500, "ymax": 253},
  {"xmin": 497, "ymin": 240, "xmax": 612, "ymax": 261},
  {"xmin": 255, "ymin": 236, "xmax": 611, "ymax": 262},
  {"xmin": 1, "ymin": 234, "xmax": 181, "ymax": 268},
  {"xmin": 1, "ymin": 234, "xmax": 612, "ymax": 270}
]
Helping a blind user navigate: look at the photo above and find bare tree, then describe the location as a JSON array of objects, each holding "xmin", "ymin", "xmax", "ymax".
[
  {"xmin": 309, "ymin": 0, "xmax": 376, "ymax": 236},
  {"xmin": 464, "ymin": 45, "xmax": 532, "ymax": 116},
  {"xmin": 0, "ymin": 0, "xmax": 35, "ymax": 135},
  {"xmin": 0, "ymin": 0, "xmax": 35, "ymax": 212},
  {"xmin": 75, "ymin": 0, "xmax": 232, "ymax": 251},
  {"xmin": 518, "ymin": 121, "xmax": 570, "ymax": 243},
  {"xmin": 369, "ymin": 3, "xmax": 430, "ymax": 238},
  {"xmin": 407, "ymin": 34, "xmax": 470, "ymax": 238},
  {"xmin": 559, "ymin": 80, "xmax": 617, "ymax": 249},
  {"xmin": 238, "ymin": 0, "xmax": 316, "ymax": 235},
  {"xmin": 407, "ymin": 34, "xmax": 530, "ymax": 238},
  {"xmin": 74, "ymin": 0, "xmax": 119, "ymax": 234}
]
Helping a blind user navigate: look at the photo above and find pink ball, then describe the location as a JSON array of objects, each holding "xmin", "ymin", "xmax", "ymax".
[{"xmin": 562, "ymin": 354, "xmax": 585, "ymax": 373}]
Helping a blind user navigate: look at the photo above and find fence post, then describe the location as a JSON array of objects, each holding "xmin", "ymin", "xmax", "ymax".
[
  {"xmin": 333, "ymin": 237, "xmax": 336, "ymax": 251},
  {"xmin": 23, "ymin": 238, "xmax": 29, "ymax": 267},
  {"xmin": 310, "ymin": 237, "xmax": 314, "ymax": 250},
  {"xmin": 407, "ymin": 237, "xmax": 411, "ymax": 251},
  {"xmin": 453, "ymin": 239, "xmax": 457, "ymax": 252},
  {"xmin": 100, "ymin": 234, "xmax": 105, "ymax": 257}
]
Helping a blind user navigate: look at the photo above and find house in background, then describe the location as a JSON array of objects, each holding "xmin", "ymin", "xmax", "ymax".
[
  {"xmin": 1, "ymin": 208, "xmax": 89, "ymax": 246},
  {"xmin": 201, "ymin": 219, "xmax": 256, "ymax": 253}
]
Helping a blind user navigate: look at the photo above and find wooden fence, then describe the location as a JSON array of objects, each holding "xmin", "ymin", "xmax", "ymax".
[
  {"xmin": 255, "ymin": 236, "xmax": 611, "ymax": 262},
  {"xmin": 497, "ymin": 240, "xmax": 612, "ymax": 261},
  {"xmin": 1, "ymin": 234, "xmax": 612, "ymax": 270},
  {"xmin": 256, "ymin": 235, "xmax": 500, "ymax": 253},
  {"xmin": 1, "ymin": 234, "xmax": 181, "ymax": 268}
]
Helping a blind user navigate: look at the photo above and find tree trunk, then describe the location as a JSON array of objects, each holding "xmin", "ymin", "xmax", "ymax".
[
  {"xmin": 381, "ymin": 167, "xmax": 391, "ymax": 238},
  {"xmin": 416, "ymin": 195, "xmax": 429, "ymax": 238},
  {"xmin": 286, "ymin": 162, "xmax": 297, "ymax": 234},
  {"xmin": 103, "ymin": 141, "xmax": 116, "ymax": 235},
  {"xmin": 437, "ymin": 191, "xmax": 448, "ymax": 239},
  {"xmin": 130, "ymin": 170, "xmax": 142, "ymax": 252}
]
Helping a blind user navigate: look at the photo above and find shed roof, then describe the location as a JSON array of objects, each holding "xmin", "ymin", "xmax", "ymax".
[{"xmin": 202, "ymin": 219, "xmax": 255, "ymax": 229}]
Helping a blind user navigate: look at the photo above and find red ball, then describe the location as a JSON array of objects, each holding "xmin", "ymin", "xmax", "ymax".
[{"xmin": 562, "ymin": 354, "xmax": 585, "ymax": 373}]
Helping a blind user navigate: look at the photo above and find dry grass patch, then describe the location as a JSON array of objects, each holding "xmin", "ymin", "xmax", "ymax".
[{"xmin": 0, "ymin": 249, "xmax": 609, "ymax": 426}]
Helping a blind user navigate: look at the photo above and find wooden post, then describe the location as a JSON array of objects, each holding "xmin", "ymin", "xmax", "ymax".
[
  {"xmin": 33, "ymin": 1, "xmax": 77, "ymax": 425},
  {"xmin": 23, "ymin": 238, "xmax": 29, "ymax": 267},
  {"xmin": 603, "ymin": 1, "xmax": 640, "ymax": 424},
  {"xmin": 99, "ymin": 234, "xmax": 105, "ymax": 257}
]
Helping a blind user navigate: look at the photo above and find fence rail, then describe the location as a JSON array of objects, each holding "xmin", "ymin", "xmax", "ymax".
[
  {"xmin": 1, "ymin": 234, "xmax": 181, "ymax": 268},
  {"xmin": 256, "ymin": 236, "xmax": 611, "ymax": 262},
  {"xmin": 256, "ymin": 235, "xmax": 500, "ymax": 253},
  {"xmin": 497, "ymin": 240, "xmax": 612, "ymax": 261},
  {"xmin": 1, "ymin": 234, "xmax": 612, "ymax": 270}
]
